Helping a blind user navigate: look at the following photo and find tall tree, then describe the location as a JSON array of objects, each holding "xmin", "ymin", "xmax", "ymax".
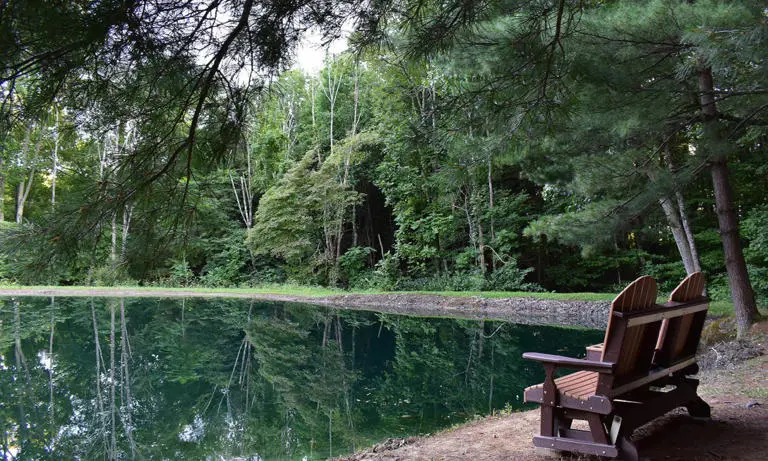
[{"xmin": 409, "ymin": 0, "xmax": 766, "ymax": 333}]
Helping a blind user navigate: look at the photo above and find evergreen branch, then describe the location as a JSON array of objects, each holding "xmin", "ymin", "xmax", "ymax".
[
  {"xmin": 728, "ymin": 102, "xmax": 768, "ymax": 138},
  {"xmin": 541, "ymin": 0, "xmax": 566, "ymax": 99}
]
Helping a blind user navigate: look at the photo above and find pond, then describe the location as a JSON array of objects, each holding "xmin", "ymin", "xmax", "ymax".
[{"xmin": 0, "ymin": 296, "xmax": 603, "ymax": 460}]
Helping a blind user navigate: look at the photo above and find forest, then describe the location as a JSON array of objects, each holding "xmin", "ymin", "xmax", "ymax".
[{"xmin": 1, "ymin": 1, "xmax": 766, "ymax": 335}]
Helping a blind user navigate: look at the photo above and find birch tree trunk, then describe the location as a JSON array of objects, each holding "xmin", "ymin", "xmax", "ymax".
[
  {"xmin": 676, "ymin": 191, "xmax": 701, "ymax": 273},
  {"xmin": 109, "ymin": 301, "xmax": 117, "ymax": 458},
  {"xmin": 320, "ymin": 57, "xmax": 345, "ymax": 275},
  {"xmin": 111, "ymin": 212, "xmax": 118, "ymax": 264},
  {"xmin": 16, "ymin": 160, "xmax": 35, "ymax": 224},
  {"xmin": 351, "ymin": 61, "xmax": 361, "ymax": 136},
  {"xmin": 119, "ymin": 299, "xmax": 135, "ymax": 455},
  {"xmin": 14, "ymin": 301, "xmax": 29, "ymax": 441},
  {"xmin": 51, "ymin": 108, "xmax": 59, "ymax": 208},
  {"xmin": 121, "ymin": 203, "xmax": 133, "ymax": 262},
  {"xmin": 0, "ymin": 156, "xmax": 5, "ymax": 222},
  {"xmin": 488, "ymin": 157, "xmax": 494, "ymax": 240},
  {"xmin": 16, "ymin": 174, "xmax": 35, "ymax": 224},
  {"xmin": 16, "ymin": 129, "xmax": 39, "ymax": 224},
  {"xmin": 658, "ymin": 196, "xmax": 696, "ymax": 274},
  {"xmin": 16, "ymin": 182, "xmax": 24, "ymax": 223},
  {"xmin": 48, "ymin": 297, "xmax": 55, "ymax": 456},
  {"xmin": 662, "ymin": 145, "xmax": 702, "ymax": 274},
  {"xmin": 90, "ymin": 299, "xmax": 108, "ymax": 454},
  {"xmin": 699, "ymin": 66, "xmax": 759, "ymax": 337},
  {"xmin": 321, "ymin": 57, "xmax": 342, "ymax": 159}
]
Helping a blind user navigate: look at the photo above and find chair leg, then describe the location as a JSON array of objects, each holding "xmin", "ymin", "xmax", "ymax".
[
  {"xmin": 587, "ymin": 414, "xmax": 609, "ymax": 444},
  {"xmin": 618, "ymin": 435, "xmax": 639, "ymax": 461},
  {"xmin": 541, "ymin": 405, "xmax": 555, "ymax": 436},
  {"xmin": 685, "ymin": 396, "xmax": 711, "ymax": 419}
]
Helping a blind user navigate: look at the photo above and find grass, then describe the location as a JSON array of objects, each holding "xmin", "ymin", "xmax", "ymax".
[
  {"xmin": 0, "ymin": 283, "xmax": 627, "ymax": 301},
  {"xmin": 401, "ymin": 290, "xmax": 617, "ymax": 301},
  {"xmin": 0, "ymin": 282, "xmax": 350, "ymax": 297},
  {"xmin": 0, "ymin": 283, "xmax": 747, "ymax": 317}
]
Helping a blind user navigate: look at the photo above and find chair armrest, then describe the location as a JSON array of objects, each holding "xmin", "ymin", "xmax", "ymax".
[{"xmin": 522, "ymin": 352, "xmax": 615, "ymax": 373}]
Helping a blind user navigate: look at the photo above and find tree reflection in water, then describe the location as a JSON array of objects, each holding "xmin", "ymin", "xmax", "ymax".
[{"xmin": 0, "ymin": 296, "xmax": 602, "ymax": 459}]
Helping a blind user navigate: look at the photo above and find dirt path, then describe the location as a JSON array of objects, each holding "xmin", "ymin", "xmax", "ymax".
[
  {"xmin": 338, "ymin": 354, "xmax": 768, "ymax": 461},
  {"xmin": 0, "ymin": 288, "xmax": 611, "ymax": 328}
]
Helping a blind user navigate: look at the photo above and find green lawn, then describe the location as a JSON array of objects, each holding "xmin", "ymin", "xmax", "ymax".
[
  {"xmin": 0, "ymin": 283, "xmax": 627, "ymax": 302},
  {"xmin": 0, "ymin": 283, "xmax": 744, "ymax": 317},
  {"xmin": 0, "ymin": 283, "xmax": 349, "ymax": 297}
]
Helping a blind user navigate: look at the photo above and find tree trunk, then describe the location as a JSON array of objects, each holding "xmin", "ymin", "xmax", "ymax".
[
  {"xmin": 15, "ymin": 181, "xmax": 26, "ymax": 223},
  {"xmin": 52, "ymin": 108, "xmax": 59, "ymax": 208},
  {"xmin": 109, "ymin": 301, "xmax": 117, "ymax": 458},
  {"xmin": 0, "ymin": 156, "xmax": 5, "ymax": 222},
  {"xmin": 463, "ymin": 191, "xmax": 476, "ymax": 254},
  {"xmin": 658, "ymin": 196, "xmax": 696, "ymax": 274},
  {"xmin": 16, "ymin": 182, "xmax": 22, "ymax": 223},
  {"xmin": 16, "ymin": 127, "xmax": 40, "ymax": 224},
  {"xmin": 488, "ymin": 157, "xmax": 495, "ymax": 241},
  {"xmin": 14, "ymin": 301, "xmax": 29, "ymax": 441},
  {"xmin": 663, "ymin": 145, "xmax": 702, "ymax": 273},
  {"xmin": 321, "ymin": 58, "xmax": 342, "ymax": 160},
  {"xmin": 710, "ymin": 159, "xmax": 758, "ymax": 336},
  {"xmin": 352, "ymin": 61, "xmax": 360, "ymax": 136},
  {"xmin": 119, "ymin": 299, "xmax": 136, "ymax": 455},
  {"xmin": 478, "ymin": 220, "xmax": 487, "ymax": 274},
  {"xmin": 352, "ymin": 205, "xmax": 358, "ymax": 247},
  {"xmin": 121, "ymin": 203, "xmax": 133, "ymax": 262},
  {"xmin": 676, "ymin": 191, "xmax": 701, "ymax": 272},
  {"xmin": 16, "ymin": 168, "xmax": 36, "ymax": 224},
  {"xmin": 699, "ymin": 66, "xmax": 759, "ymax": 337},
  {"xmin": 91, "ymin": 299, "xmax": 108, "ymax": 452},
  {"xmin": 111, "ymin": 212, "xmax": 118, "ymax": 264},
  {"xmin": 48, "ymin": 296, "xmax": 55, "ymax": 453}
]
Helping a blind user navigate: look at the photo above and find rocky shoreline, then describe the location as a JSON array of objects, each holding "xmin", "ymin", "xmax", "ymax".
[
  {"xmin": 0, "ymin": 288, "xmax": 612, "ymax": 328},
  {"xmin": 321, "ymin": 293, "xmax": 611, "ymax": 328}
]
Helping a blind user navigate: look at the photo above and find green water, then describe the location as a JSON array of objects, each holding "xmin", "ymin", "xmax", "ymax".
[{"xmin": 0, "ymin": 296, "xmax": 603, "ymax": 460}]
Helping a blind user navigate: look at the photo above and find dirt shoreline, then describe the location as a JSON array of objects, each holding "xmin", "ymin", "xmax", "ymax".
[
  {"xmin": 0, "ymin": 288, "xmax": 612, "ymax": 328},
  {"xmin": 337, "ymin": 353, "xmax": 768, "ymax": 461}
]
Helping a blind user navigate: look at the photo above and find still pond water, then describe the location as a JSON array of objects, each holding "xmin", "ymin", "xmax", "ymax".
[{"xmin": 0, "ymin": 296, "xmax": 603, "ymax": 460}]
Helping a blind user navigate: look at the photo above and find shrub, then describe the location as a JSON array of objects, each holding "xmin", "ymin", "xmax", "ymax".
[
  {"xmin": 248, "ymin": 265, "xmax": 286, "ymax": 285},
  {"xmin": 168, "ymin": 259, "xmax": 195, "ymax": 287},
  {"xmin": 89, "ymin": 264, "xmax": 137, "ymax": 287},
  {"xmin": 339, "ymin": 246, "xmax": 376, "ymax": 287},
  {"xmin": 394, "ymin": 271, "xmax": 486, "ymax": 291},
  {"xmin": 485, "ymin": 261, "xmax": 543, "ymax": 292},
  {"xmin": 642, "ymin": 260, "xmax": 687, "ymax": 293},
  {"xmin": 370, "ymin": 253, "xmax": 400, "ymax": 291}
]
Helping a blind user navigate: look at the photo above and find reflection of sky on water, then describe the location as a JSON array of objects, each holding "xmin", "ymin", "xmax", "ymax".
[{"xmin": 0, "ymin": 296, "xmax": 602, "ymax": 460}]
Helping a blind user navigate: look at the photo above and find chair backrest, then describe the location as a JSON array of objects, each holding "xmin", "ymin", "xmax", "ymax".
[
  {"xmin": 653, "ymin": 272, "xmax": 708, "ymax": 367},
  {"xmin": 599, "ymin": 276, "xmax": 661, "ymax": 391}
]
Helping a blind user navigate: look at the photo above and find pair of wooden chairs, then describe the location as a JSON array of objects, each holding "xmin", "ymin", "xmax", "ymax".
[{"xmin": 523, "ymin": 272, "xmax": 711, "ymax": 460}]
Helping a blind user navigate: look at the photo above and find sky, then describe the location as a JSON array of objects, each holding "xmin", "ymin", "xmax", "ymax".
[{"xmin": 292, "ymin": 26, "xmax": 351, "ymax": 74}]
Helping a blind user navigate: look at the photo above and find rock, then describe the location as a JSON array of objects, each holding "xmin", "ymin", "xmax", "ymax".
[{"xmin": 701, "ymin": 318, "xmax": 737, "ymax": 346}]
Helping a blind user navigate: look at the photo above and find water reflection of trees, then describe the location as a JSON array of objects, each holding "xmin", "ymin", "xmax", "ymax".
[{"xmin": 0, "ymin": 297, "xmax": 601, "ymax": 459}]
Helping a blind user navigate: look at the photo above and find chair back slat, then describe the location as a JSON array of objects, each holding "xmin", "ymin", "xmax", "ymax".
[
  {"xmin": 654, "ymin": 272, "xmax": 708, "ymax": 367},
  {"xmin": 600, "ymin": 276, "xmax": 661, "ymax": 390}
]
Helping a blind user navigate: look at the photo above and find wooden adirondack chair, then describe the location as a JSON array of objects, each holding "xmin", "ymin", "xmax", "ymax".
[{"xmin": 523, "ymin": 273, "xmax": 711, "ymax": 460}]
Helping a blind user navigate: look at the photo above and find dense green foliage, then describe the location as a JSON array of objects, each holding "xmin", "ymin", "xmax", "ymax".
[{"xmin": 1, "ymin": 1, "xmax": 767, "ymax": 313}]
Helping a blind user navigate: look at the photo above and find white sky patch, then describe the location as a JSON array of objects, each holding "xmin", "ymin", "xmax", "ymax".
[{"xmin": 292, "ymin": 25, "xmax": 352, "ymax": 74}]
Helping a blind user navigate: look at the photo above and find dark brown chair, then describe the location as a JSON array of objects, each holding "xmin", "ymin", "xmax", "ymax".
[
  {"xmin": 523, "ymin": 273, "xmax": 710, "ymax": 460},
  {"xmin": 654, "ymin": 271, "xmax": 708, "ymax": 368}
]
